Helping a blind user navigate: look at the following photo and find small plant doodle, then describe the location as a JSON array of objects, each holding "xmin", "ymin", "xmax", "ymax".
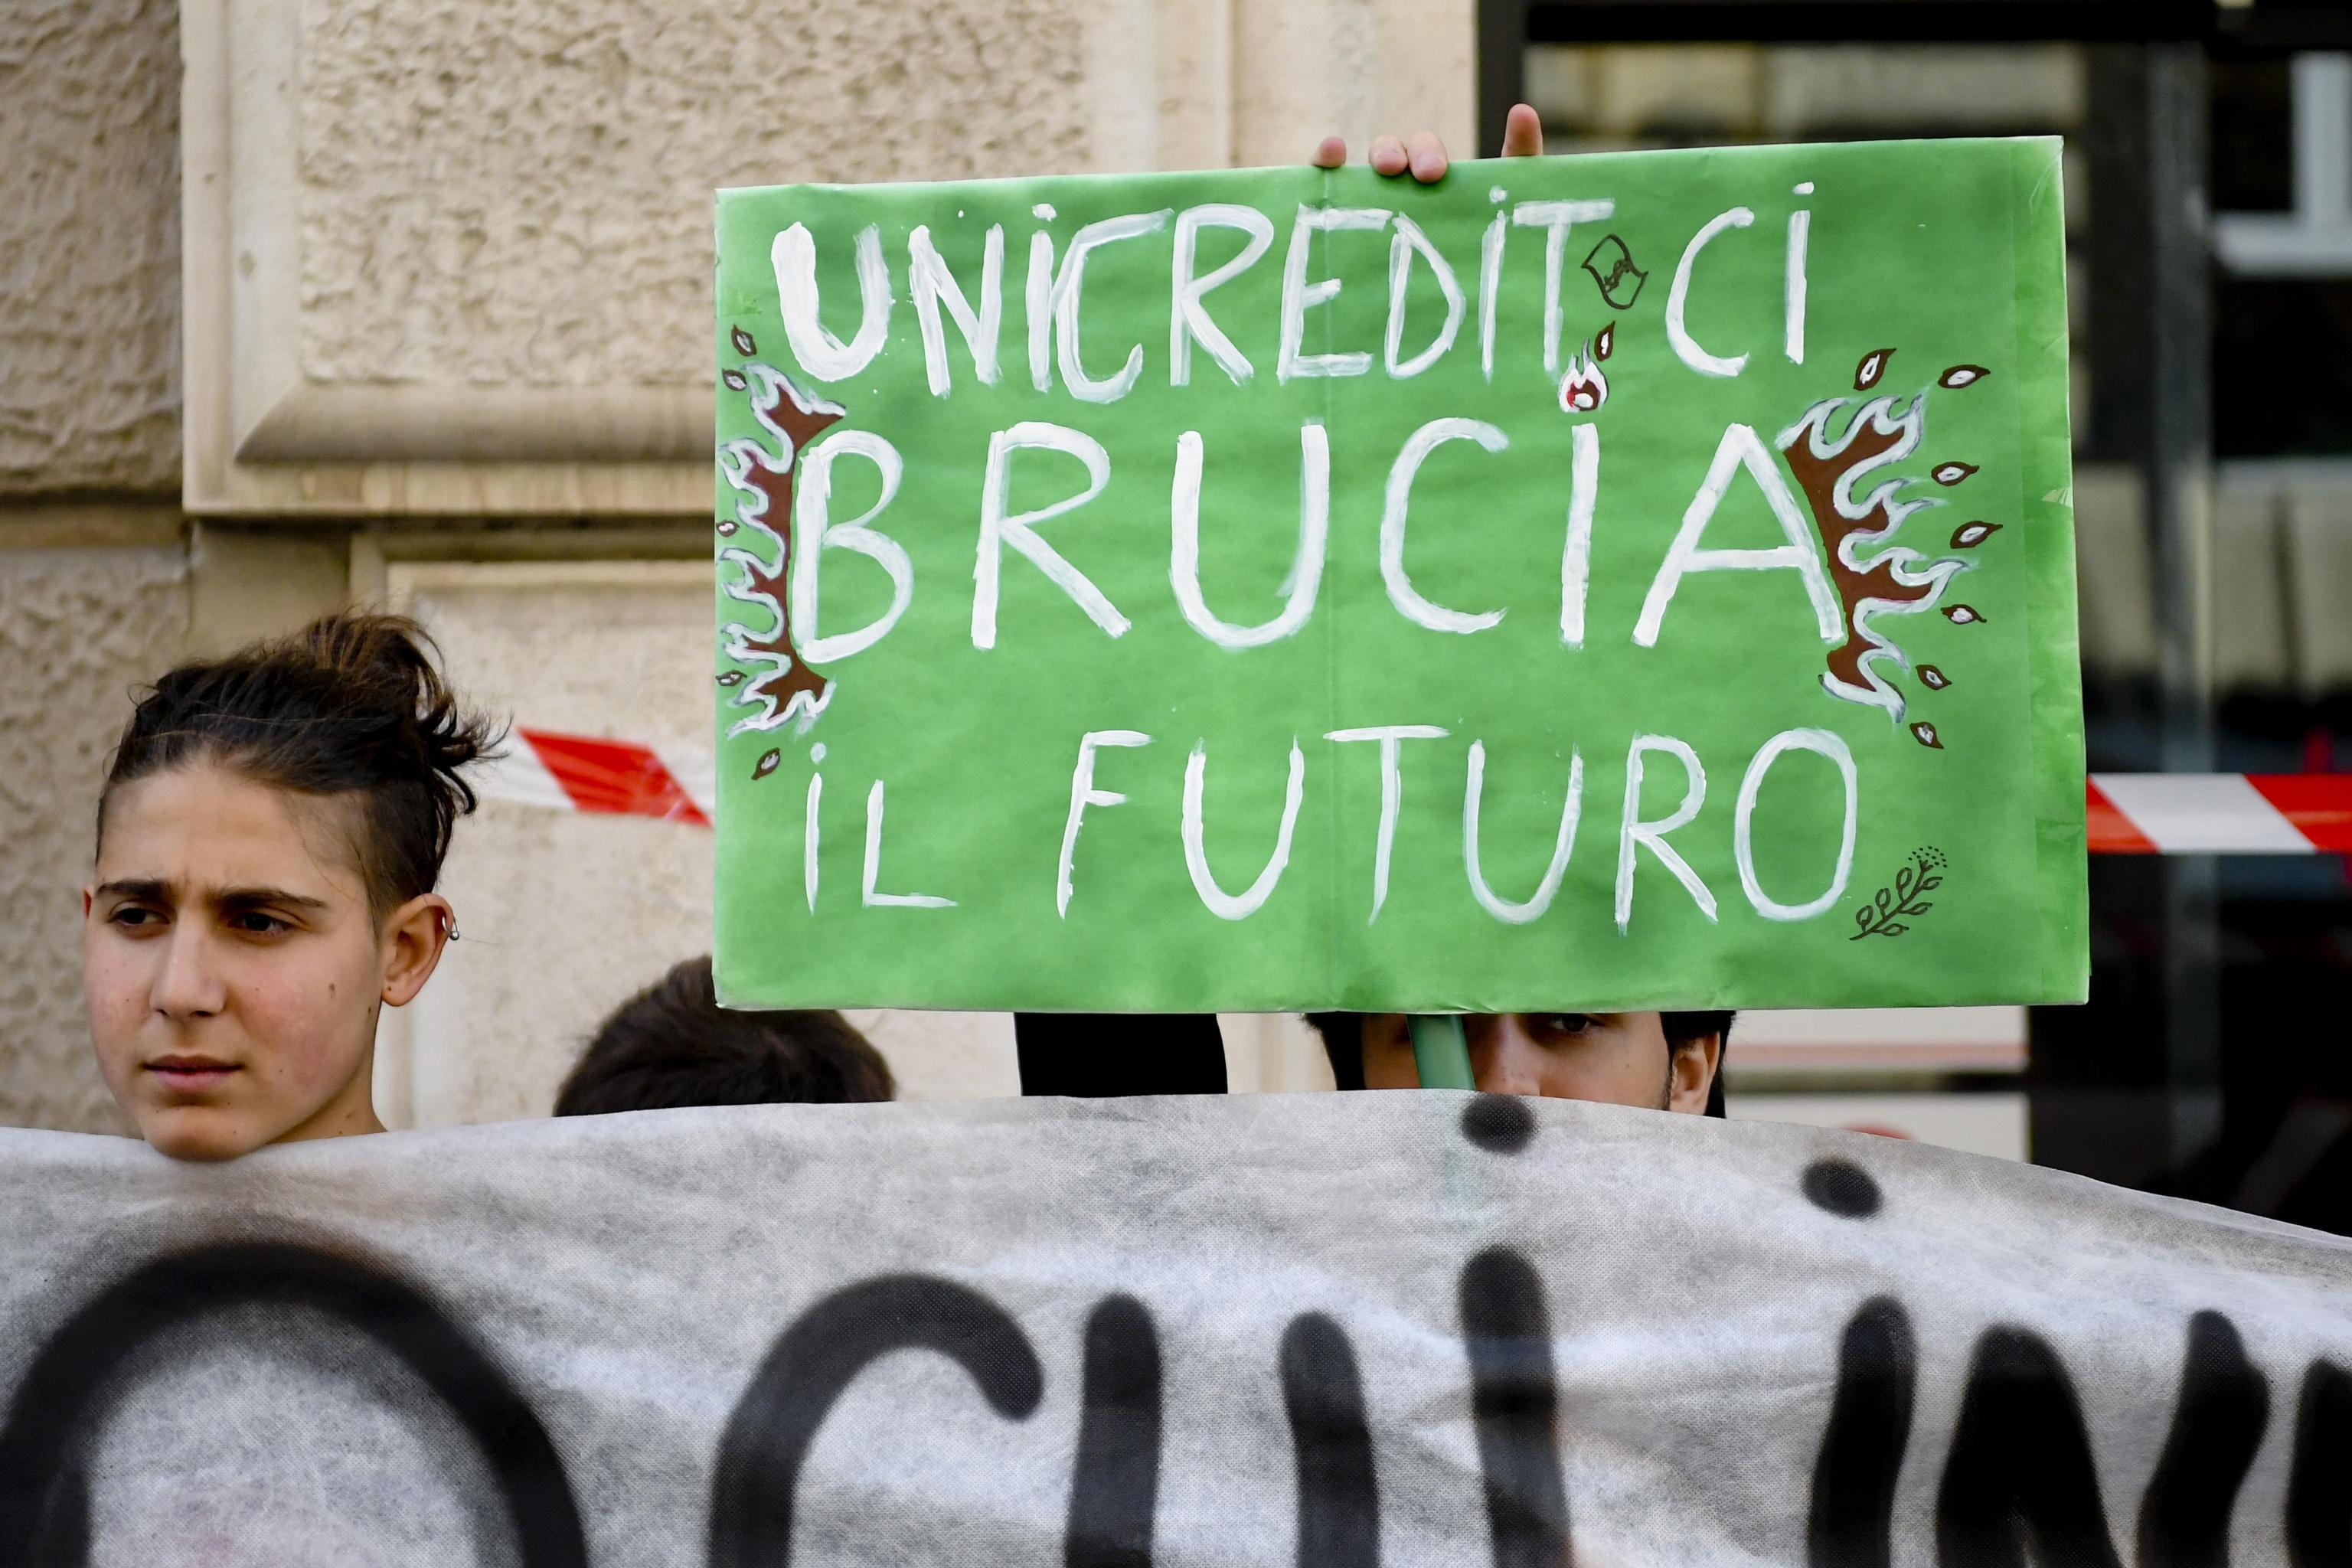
[{"xmin": 1849, "ymin": 847, "xmax": 1948, "ymax": 939}]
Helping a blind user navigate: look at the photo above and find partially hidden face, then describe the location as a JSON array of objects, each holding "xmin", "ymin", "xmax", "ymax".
[
  {"xmin": 83, "ymin": 763, "xmax": 397, "ymax": 1160},
  {"xmin": 1358, "ymin": 1011, "xmax": 1712, "ymax": 1111}
]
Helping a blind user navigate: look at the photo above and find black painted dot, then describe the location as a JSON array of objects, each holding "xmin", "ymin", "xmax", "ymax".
[
  {"xmin": 1802, "ymin": 1158, "xmax": 1882, "ymax": 1217},
  {"xmin": 1462, "ymin": 1094, "xmax": 1536, "ymax": 1154}
]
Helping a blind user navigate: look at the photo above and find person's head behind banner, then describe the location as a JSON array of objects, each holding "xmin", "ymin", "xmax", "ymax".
[
  {"xmin": 82, "ymin": 611, "xmax": 501, "ymax": 1161},
  {"xmin": 555, "ymin": 956, "xmax": 894, "ymax": 1116},
  {"xmin": 1306, "ymin": 1012, "xmax": 1730, "ymax": 1117}
]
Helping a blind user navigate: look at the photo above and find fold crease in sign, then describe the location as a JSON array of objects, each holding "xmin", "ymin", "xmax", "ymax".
[{"xmin": 711, "ymin": 137, "xmax": 2086, "ymax": 1013}]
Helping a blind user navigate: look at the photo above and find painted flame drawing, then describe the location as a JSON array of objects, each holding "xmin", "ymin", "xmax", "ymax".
[
  {"xmin": 716, "ymin": 332, "xmax": 845, "ymax": 750},
  {"xmin": 1557, "ymin": 324, "xmax": 1613, "ymax": 414},
  {"xmin": 1775, "ymin": 358, "xmax": 1993, "ymax": 732}
]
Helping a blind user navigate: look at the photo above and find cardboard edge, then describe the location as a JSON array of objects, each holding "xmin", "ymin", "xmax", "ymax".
[{"xmin": 2011, "ymin": 136, "xmax": 2091, "ymax": 1004}]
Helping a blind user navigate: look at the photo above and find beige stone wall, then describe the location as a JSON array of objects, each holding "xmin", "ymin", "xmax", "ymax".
[
  {"xmin": 1231, "ymin": 0, "xmax": 1475, "ymax": 167},
  {"xmin": 0, "ymin": 0, "xmax": 182, "ymax": 494},
  {"xmin": 0, "ymin": 0, "xmax": 190, "ymax": 1129},
  {"xmin": 185, "ymin": 0, "xmax": 1474, "ymax": 512},
  {"xmin": 377, "ymin": 563, "xmax": 717, "ymax": 1125},
  {"xmin": 298, "ymin": 0, "xmax": 1098, "ymax": 393},
  {"xmin": 0, "ymin": 514, "xmax": 191, "ymax": 1133},
  {"xmin": 283, "ymin": 0, "xmax": 1467, "ymax": 393}
]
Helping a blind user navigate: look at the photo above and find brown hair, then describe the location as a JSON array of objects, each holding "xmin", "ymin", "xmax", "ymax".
[
  {"xmin": 554, "ymin": 957, "xmax": 895, "ymax": 1115},
  {"xmin": 98, "ymin": 611, "xmax": 503, "ymax": 917}
]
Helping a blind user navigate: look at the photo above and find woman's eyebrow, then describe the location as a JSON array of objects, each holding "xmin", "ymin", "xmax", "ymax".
[{"xmin": 211, "ymin": 886, "xmax": 332, "ymax": 913}]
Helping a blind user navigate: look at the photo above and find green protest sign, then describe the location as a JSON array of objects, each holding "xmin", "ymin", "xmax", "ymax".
[{"xmin": 712, "ymin": 138, "xmax": 2085, "ymax": 1014}]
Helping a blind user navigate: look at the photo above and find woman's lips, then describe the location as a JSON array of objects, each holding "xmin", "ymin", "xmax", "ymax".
[{"xmin": 146, "ymin": 1057, "xmax": 240, "ymax": 1092}]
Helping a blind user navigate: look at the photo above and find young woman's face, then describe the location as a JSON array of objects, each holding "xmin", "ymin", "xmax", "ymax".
[
  {"xmin": 1358, "ymin": 1011, "xmax": 1718, "ymax": 1112},
  {"xmin": 82, "ymin": 763, "xmax": 439, "ymax": 1161}
]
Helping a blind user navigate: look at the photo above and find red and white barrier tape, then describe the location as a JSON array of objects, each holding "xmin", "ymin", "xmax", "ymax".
[
  {"xmin": 481, "ymin": 728, "xmax": 2351, "ymax": 855},
  {"xmin": 2086, "ymin": 773, "xmax": 2351, "ymax": 854},
  {"xmin": 481, "ymin": 728, "xmax": 714, "ymax": 827}
]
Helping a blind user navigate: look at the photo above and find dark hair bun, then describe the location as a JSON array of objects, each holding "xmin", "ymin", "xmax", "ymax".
[{"xmin": 102, "ymin": 610, "xmax": 507, "ymax": 913}]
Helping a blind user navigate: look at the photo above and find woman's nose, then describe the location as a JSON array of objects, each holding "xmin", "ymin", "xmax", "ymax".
[{"xmin": 149, "ymin": 928, "xmax": 227, "ymax": 1018}]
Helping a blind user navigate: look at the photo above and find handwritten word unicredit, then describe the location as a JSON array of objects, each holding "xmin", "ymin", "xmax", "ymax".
[{"xmin": 773, "ymin": 198, "xmax": 1811, "ymax": 396}]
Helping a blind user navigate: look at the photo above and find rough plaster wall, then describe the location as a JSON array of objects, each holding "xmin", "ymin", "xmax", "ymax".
[
  {"xmin": 0, "ymin": 0, "xmax": 181, "ymax": 493},
  {"xmin": 397, "ymin": 567, "xmax": 1016, "ymax": 1127},
  {"xmin": 0, "ymin": 546, "xmax": 189, "ymax": 1134},
  {"xmin": 393, "ymin": 570, "xmax": 718, "ymax": 1125},
  {"xmin": 297, "ymin": 0, "xmax": 1093, "ymax": 390}
]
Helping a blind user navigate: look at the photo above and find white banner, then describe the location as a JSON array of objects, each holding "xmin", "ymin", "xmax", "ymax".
[{"xmin": 1, "ymin": 1094, "xmax": 2346, "ymax": 1566}]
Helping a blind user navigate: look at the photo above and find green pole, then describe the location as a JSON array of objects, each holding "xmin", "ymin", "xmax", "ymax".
[{"xmin": 1408, "ymin": 1014, "xmax": 1476, "ymax": 1091}]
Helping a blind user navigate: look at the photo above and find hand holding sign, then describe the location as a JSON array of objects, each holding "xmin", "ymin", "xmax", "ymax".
[
  {"xmin": 1310, "ymin": 101, "xmax": 1548, "ymax": 178},
  {"xmin": 711, "ymin": 135, "xmax": 2084, "ymax": 1014}
]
